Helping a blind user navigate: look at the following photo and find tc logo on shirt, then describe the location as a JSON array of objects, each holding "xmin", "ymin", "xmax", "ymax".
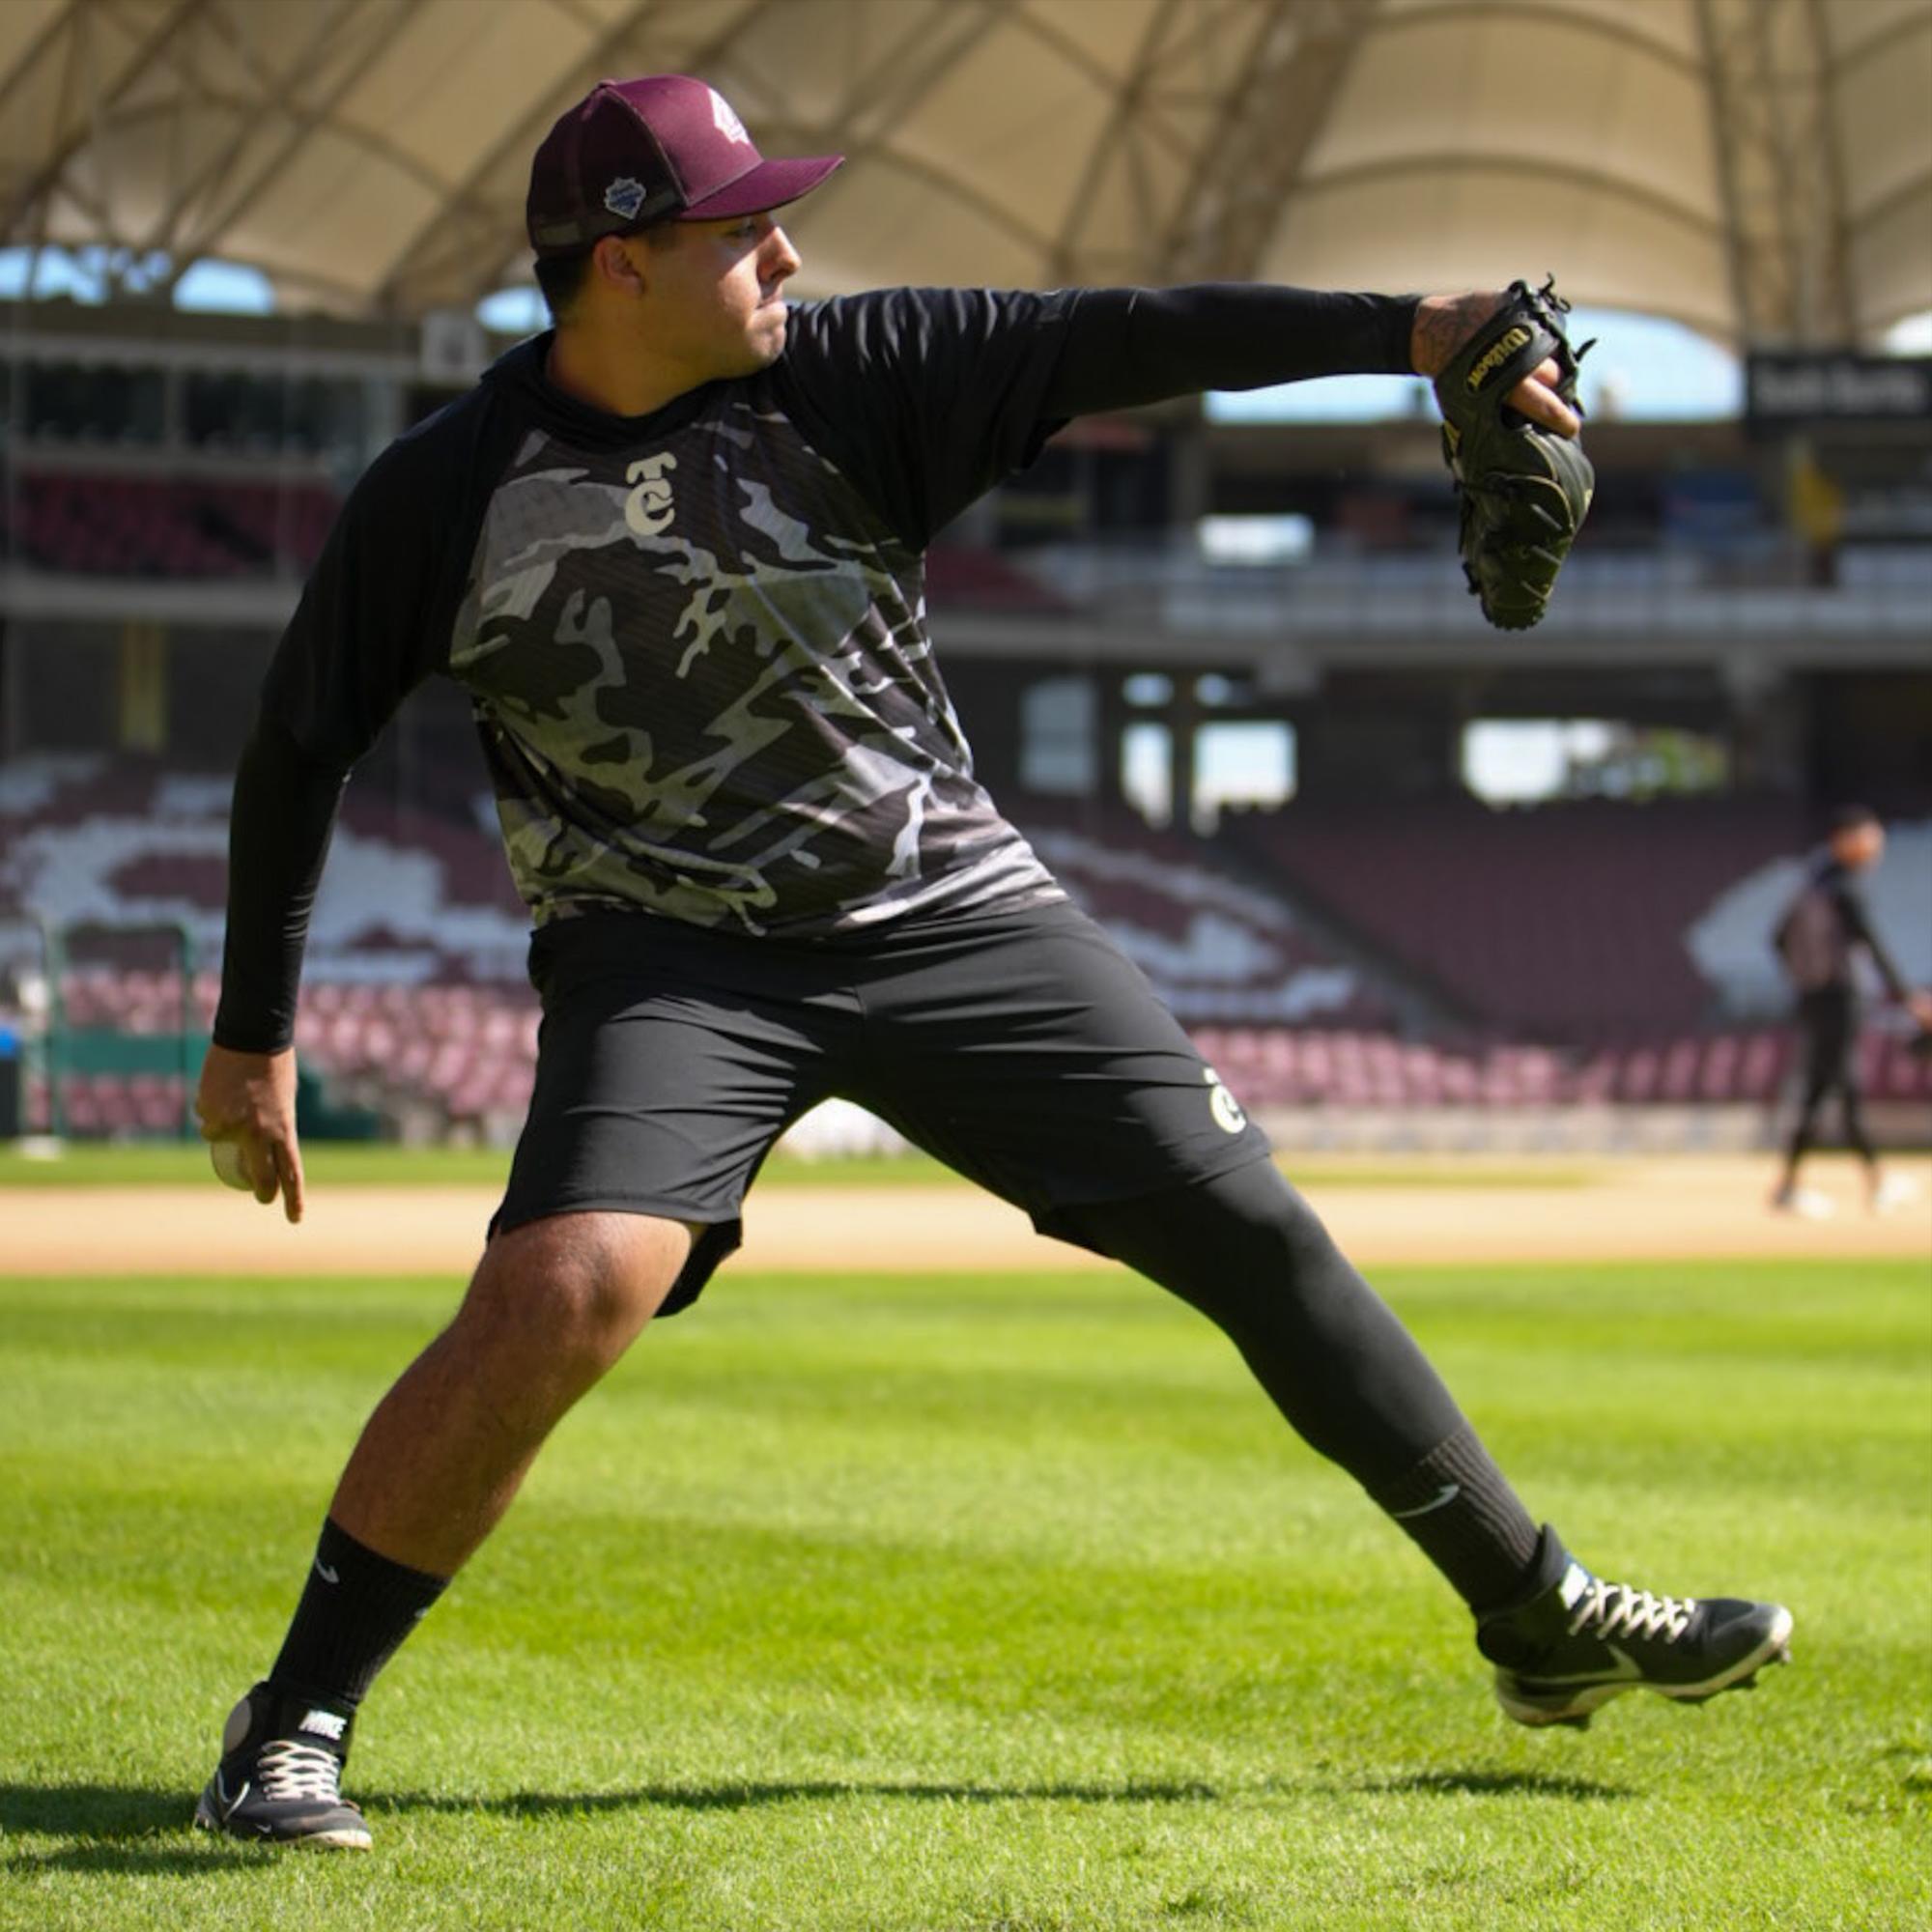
[{"xmin": 625, "ymin": 453, "xmax": 678, "ymax": 537}]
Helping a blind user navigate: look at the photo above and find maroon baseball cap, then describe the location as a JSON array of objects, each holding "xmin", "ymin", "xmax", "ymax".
[{"xmin": 526, "ymin": 75, "xmax": 843, "ymax": 256}]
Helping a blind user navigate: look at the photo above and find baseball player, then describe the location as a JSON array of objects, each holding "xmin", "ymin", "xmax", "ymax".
[
  {"xmin": 192, "ymin": 76, "xmax": 1793, "ymax": 1851},
  {"xmin": 1770, "ymin": 805, "xmax": 1932, "ymax": 1216}
]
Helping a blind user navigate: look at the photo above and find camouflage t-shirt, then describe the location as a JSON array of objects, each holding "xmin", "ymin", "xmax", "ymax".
[
  {"xmin": 448, "ymin": 307, "xmax": 1069, "ymax": 934},
  {"xmin": 276, "ymin": 291, "xmax": 1096, "ymax": 936},
  {"xmin": 220, "ymin": 282, "xmax": 1416, "ymax": 1047}
]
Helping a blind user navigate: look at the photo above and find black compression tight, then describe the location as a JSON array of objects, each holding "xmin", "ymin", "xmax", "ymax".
[
  {"xmin": 1065, "ymin": 1158, "xmax": 1544, "ymax": 1610},
  {"xmin": 1787, "ymin": 1076, "xmax": 1876, "ymax": 1168},
  {"xmin": 1785, "ymin": 989, "xmax": 1875, "ymax": 1169}
]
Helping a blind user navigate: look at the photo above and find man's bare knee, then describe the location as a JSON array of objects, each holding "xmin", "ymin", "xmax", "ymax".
[{"xmin": 455, "ymin": 1211, "xmax": 700, "ymax": 1381}]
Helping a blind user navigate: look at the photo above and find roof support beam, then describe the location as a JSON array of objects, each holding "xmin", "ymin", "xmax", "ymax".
[
  {"xmin": 2, "ymin": 0, "xmax": 213, "ymax": 242},
  {"xmin": 390, "ymin": 0, "xmax": 795, "ymax": 311},
  {"xmin": 1694, "ymin": 0, "xmax": 1857, "ymax": 347},
  {"xmin": 148, "ymin": 0, "xmax": 414, "ymax": 276},
  {"xmin": 1156, "ymin": 0, "xmax": 1373, "ymax": 285}
]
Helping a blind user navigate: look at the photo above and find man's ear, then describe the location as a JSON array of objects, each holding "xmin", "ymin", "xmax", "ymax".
[{"xmin": 592, "ymin": 232, "xmax": 649, "ymax": 298}]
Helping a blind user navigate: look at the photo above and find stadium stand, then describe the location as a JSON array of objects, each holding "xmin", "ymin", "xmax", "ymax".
[
  {"xmin": 10, "ymin": 754, "xmax": 1929, "ymax": 1137},
  {"xmin": 1224, "ymin": 796, "xmax": 1815, "ymax": 1037},
  {"xmin": 8, "ymin": 750, "xmax": 1928, "ymax": 1140},
  {"xmin": 1190, "ymin": 1025, "xmax": 1932, "ymax": 1113},
  {"xmin": 923, "ymin": 542, "xmax": 1072, "ymax": 613},
  {"xmin": 2, "ymin": 758, "xmax": 1388, "ymax": 1135},
  {"xmin": 1008, "ymin": 796, "xmax": 1399, "ymax": 1028},
  {"xmin": 8, "ymin": 469, "xmax": 338, "ymax": 579}
]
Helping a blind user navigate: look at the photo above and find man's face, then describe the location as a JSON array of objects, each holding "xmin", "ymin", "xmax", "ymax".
[
  {"xmin": 627, "ymin": 212, "xmax": 802, "ymax": 378},
  {"xmin": 1832, "ymin": 821, "xmax": 1885, "ymax": 871}
]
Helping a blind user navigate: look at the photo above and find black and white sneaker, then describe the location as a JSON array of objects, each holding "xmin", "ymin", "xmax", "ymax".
[
  {"xmin": 1477, "ymin": 1529, "xmax": 1793, "ymax": 1728},
  {"xmin": 192, "ymin": 1682, "xmax": 371, "ymax": 1849}
]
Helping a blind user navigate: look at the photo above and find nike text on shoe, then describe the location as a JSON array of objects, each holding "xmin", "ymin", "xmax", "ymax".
[
  {"xmin": 192, "ymin": 1682, "xmax": 371, "ymax": 1849},
  {"xmin": 1476, "ymin": 1528, "xmax": 1794, "ymax": 1729}
]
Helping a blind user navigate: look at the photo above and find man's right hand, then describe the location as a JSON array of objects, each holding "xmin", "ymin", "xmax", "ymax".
[{"xmin": 195, "ymin": 1043, "xmax": 306, "ymax": 1223}]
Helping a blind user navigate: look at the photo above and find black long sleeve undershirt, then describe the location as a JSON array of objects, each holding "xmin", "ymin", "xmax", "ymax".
[
  {"xmin": 1045, "ymin": 285, "xmax": 1418, "ymax": 418},
  {"xmin": 1835, "ymin": 876, "xmax": 1912, "ymax": 1003},
  {"xmin": 212, "ymin": 720, "xmax": 348, "ymax": 1052}
]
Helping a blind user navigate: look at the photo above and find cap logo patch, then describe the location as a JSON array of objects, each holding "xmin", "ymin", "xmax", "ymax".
[
  {"xmin": 710, "ymin": 90, "xmax": 752, "ymax": 146},
  {"xmin": 604, "ymin": 176, "xmax": 648, "ymax": 219}
]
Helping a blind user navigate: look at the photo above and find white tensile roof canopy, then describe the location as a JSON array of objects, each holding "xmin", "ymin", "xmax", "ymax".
[{"xmin": 1, "ymin": 0, "xmax": 1926, "ymax": 346}]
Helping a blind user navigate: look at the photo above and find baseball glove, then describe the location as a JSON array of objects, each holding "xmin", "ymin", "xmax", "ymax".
[{"xmin": 1435, "ymin": 277, "xmax": 1594, "ymax": 631}]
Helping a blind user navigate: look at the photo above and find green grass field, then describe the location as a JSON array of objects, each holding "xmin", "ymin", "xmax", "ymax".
[{"xmin": 3, "ymin": 1256, "xmax": 1927, "ymax": 1930}]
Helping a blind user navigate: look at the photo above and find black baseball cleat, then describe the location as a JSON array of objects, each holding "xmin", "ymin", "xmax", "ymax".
[
  {"xmin": 192, "ymin": 1681, "xmax": 371, "ymax": 1849},
  {"xmin": 1476, "ymin": 1528, "xmax": 1793, "ymax": 1729}
]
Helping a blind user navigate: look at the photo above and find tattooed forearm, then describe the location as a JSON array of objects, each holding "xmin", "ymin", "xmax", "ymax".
[{"xmin": 1410, "ymin": 292, "xmax": 1505, "ymax": 376}]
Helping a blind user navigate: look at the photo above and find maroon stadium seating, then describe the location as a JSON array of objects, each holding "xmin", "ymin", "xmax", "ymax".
[
  {"xmin": 11, "ymin": 469, "xmax": 339, "ymax": 578},
  {"xmin": 1226, "ymin": 797, "xmax": 1807, "ymax": 1037},
  {"xmin": 9, "ymin": 758, "xmax": 1927, "ymax": 1138}
]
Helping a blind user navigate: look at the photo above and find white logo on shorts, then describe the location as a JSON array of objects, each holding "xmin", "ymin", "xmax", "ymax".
[
  {"xmin": 1205, "ymin": 1065, "xmax": 1246, "ymax": 1135},
  {"xmin": 625, "ymin": 452, "xmax": 677, "ymax": 537},
  {"xmin": 710, "ymin": 91, "xmax": 752, "ymax": 147}
]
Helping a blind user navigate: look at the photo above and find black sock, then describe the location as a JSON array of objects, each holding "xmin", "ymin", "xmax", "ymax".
[
  {"xmin": 1367, "ymin": 1421, "xmax": 1544, "ymax": 1611},
  {"xmin": 1065, "ymin": 1161, "xmax": 1542, "ymax": 1611},
  {"xmin": 269, "ymin": 1518, "xmax": 448, "ymax": 1712}
]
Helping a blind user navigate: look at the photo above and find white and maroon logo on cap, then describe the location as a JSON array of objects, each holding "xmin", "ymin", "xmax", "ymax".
[
  {"xmin": 709, "ymin": 89, "xmax": 752, "ymax": 147},
  {"xmin": 603, "ymin": 176, "xmax": 648, "ymax": 219}
]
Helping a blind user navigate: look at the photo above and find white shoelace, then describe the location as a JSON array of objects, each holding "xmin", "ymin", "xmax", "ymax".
[
  {"xmin": 257, "ymin": 1740, "xmax": 346, "ymax": 1804},
  {"xmin": 1569, "ymin": 1577, "xmax": 1696, "ymax": 1645}
]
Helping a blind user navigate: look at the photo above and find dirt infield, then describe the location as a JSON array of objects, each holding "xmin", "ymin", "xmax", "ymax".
[{"xmin": 3, "ymin": 1154, "xmax": 1926, "ymax": 1277}]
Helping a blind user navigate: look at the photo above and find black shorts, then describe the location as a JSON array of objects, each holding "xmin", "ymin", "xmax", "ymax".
[{"xmin": 493, "ymin": 902, "xmax": 1272, "ymax": 1314}]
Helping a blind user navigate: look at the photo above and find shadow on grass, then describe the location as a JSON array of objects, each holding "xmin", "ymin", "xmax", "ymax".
[
  {"xmin": 1350, "ymin": 1768, "xmax": 1633, "ymax": 1802},
  {"xmin": 0, "ymin": 1775, "xmax": 1219, "ymax": 1874},
  {"xmin": 8, "ymin": 1842, "xmax": 271, "ymax": 1878},
  {"xmin": 367, "ymin": 1776, "xmax": 1223, "ymax": 1817},
  {"xmin": 1, "ymin": 1784, "xmax": 189, "ymax": 1837},
  {"xmin": 0, "ymin": 1784, "xmax": 271, "ymax": 1877}
]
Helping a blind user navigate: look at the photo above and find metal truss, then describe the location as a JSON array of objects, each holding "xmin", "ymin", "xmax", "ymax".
[
  {"xmin": 1070, "ymin": 0, "xmax": 1371, "ymax": 287},
  {"xmin": 0, "ymin": 0, "xmax": 1912, "ymax": 336},
  {"xmin": 1694, "ymin": 0, "xmax": 1857, "ymax": 347},
  {"xmin": 2, "ymin": 0, "xmax": 440, "ymax": 311}
]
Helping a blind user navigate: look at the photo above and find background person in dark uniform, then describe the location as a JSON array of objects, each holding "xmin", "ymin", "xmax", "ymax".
[
  {"xmin": 1771, "ymin": 805, "xmax": 1932, "ymax": 1217},
  {"xmin": 188, "ymin": 73, "xmax": 1795, "ymax": 1853}
]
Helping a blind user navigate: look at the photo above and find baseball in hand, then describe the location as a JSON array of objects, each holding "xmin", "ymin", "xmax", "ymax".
[{"xmin": 209, "ymin": 1139, "xmax": 253, "ymax": 1191}]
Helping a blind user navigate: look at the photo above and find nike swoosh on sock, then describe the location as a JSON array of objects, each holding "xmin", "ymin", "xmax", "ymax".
[{"xmin": 1390, "ymin": 1482, "xmax": 1462, "ymax": 1520}]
